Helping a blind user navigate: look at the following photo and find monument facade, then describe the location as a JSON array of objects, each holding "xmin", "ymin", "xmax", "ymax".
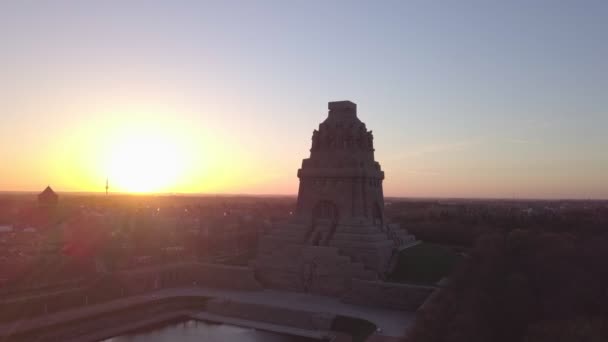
[{"xmin": 254, "ymin": 101, "xmax": 416, "ymax": 296}]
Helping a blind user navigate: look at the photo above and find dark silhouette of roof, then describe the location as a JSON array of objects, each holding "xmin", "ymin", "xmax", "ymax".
[
  {"xmin": 38, "ymin": 185, "xmax": 58, "ymax": 206},
  {"xmin": 40, "ymin": 185, "xmax": 55, "ymax": 196}
]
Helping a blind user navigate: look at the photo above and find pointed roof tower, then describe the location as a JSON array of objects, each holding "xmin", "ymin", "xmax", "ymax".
[{"xmin": 38, "ymin": 186, "xmax": 58, "ymax": 207}]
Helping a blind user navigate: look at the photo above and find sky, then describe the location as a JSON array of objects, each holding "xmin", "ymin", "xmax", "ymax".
[{"xmin": 0, "ymin": 1, "xmax": 607, "ymax": 198}]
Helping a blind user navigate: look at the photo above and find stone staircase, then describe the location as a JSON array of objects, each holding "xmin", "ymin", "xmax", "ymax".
[
  {"xmin": 253, "ymin": 220, "xmax": 417, "ymax": 295},
  {"xmin": 253, "ymin": 243, "xmax": 377, "ymax": 296},
  {"xmin": 386, "ymin": 223, "xmax": 416, "ymax": 244}
]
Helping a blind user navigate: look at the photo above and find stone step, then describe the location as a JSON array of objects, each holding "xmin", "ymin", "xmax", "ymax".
[
  {"xmin": 264, "ymin": 229, "xmax": 308, "ymax": 237},
  {"xmin": 265, "ymin": 236, "xmax": 306, "ymax": 245},
  {"xmin": 255, "ymin": 258, "xmax": 301, "ymax": 270},
  {"xmin": 262, "ymin": 233, "xmax": 302, "ymax": 241},
  {"xmin": 334, "ymin": 226, "xmax": 384, "ymax": 234},
  {"xmin": 300, "ymin": 246, "xmax": 340, "ymax": 259},
  {"xmin": 260, "ymin": 246, "xmax": 303, "ymax": 258},
  {"xmin": 257, "ymin": 250, "xmax": 301, "ymax": 262},
  {"xmin": 331, "ymin": 232, "xmax": 389, "ymax": 242},
  {"xmin": 351, "ymin": 270, "xmax": 378, "ymax": 280},
  {"xmin": 330, "ymin": 239, "xmax": 394, "ymax": 250},
  {"xmin": 269, "ymin": 223, "xmax": 308, "ymax": 231}
]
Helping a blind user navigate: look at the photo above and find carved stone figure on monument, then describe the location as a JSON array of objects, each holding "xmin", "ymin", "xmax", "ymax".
[
  {"xmin": 311, "ymin": 130, "xmax": 320, "ymax": 151},
  {"xmin": 357, "ymin": 129, "xmax": 366, "ymax": 148}
]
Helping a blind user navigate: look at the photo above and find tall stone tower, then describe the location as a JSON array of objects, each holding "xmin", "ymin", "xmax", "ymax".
[
  {"xmin": 296, "ymin": 100, "xmax": 385, "ymax": 227},
  {"xmin": 254, "ymin": 101, "xmax": 416, "ymax": 296}
]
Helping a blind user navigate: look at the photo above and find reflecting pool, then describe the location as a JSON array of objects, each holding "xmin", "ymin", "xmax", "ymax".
[{"xmin": 101, "ymin": 319, "xmax": 317, "ymax": 342}]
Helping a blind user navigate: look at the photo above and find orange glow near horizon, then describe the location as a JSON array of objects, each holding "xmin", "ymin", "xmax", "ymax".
[
  {"xmin": 0, "ymin": 101, "xmax": 605, "ymax": 199},
  {"xmin": 73, "ymin": 110, "xmax": 297, "ymax": 196}
]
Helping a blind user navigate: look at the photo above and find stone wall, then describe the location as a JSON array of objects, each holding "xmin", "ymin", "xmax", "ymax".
[
  {"xmin": 342, "ymin": 279, "xmax": 435, "ymax": 311},
  {"xmin": 120, "ymin": 262, "xmax": 262, "ymax": 293},
  {"xmin": 0, "ymin": 262, "xmax": 262, "ymax": 322}
]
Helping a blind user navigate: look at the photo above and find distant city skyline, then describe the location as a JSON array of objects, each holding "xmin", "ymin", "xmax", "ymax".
[{"xmin": 1, "ymin": 1, "xmax": 607, "ymax": 199}]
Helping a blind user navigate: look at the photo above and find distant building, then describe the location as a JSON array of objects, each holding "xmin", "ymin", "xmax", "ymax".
[{"xmin": 38, "ymin": 186, "xmax": 58, "ymax": 208}]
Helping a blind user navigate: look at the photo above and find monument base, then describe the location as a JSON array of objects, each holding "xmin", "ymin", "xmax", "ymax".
[{"xmin": 253, "ymin": 220, "xmax": 416, "ymax": 296}]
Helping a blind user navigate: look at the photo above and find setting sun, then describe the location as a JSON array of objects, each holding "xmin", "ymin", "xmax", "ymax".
[{"xmin": 106, "ymin": 131, "xmax": 186, "ymax": 193}]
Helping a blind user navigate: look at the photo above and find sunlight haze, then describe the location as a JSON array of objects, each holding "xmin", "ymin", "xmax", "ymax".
[{"xmin": 1, "ymin": 1, "xmax": 607, "ymax": 198}]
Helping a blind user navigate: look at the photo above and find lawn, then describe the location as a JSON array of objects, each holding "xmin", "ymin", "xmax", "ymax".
[{"xmin": 388, "ymin": 243, "xmax": 462, "ymax": 284}]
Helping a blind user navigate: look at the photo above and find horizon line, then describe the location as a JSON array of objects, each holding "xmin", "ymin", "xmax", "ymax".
[{"xmin": 1, "ymin": 190, "xmax": 606, "ymax": 201}]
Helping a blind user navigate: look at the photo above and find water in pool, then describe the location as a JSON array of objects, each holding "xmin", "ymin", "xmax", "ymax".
[{"xmin": 100, "ymin": 319, "xmax": 317, "ymax": 342}]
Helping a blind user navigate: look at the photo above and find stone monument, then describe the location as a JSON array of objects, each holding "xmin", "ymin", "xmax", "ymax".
[{"xmin": 254, "ymin": 101, "xmax": 416, "ymax": 296}]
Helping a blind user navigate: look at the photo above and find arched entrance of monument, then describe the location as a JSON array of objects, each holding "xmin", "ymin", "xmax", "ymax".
[{"xmin": 307, "ymin": 200, "xmax": 339, "ymax": 246}]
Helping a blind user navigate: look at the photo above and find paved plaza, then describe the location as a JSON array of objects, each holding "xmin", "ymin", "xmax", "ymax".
[{"xmin": 0, "ymin": 286, "xmax": 416, "ymax": 339}]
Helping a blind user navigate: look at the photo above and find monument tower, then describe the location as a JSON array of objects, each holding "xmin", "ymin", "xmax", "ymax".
[
  {"xmin": 254, "ymin": 101, "xmax": 416, "ymax": 295},
  {"xmin": 296, "ymin": 101, "xmax": 386, "ymax": 238}
]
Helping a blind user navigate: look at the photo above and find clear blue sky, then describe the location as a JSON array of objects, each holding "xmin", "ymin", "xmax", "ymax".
[{"xmin": 0, "ymin": 1, "xmax": 606, "ymax": 198}]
